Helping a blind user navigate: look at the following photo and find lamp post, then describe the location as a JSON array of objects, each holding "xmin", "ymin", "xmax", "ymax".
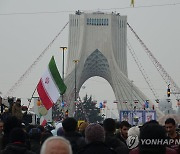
[
  {"xmin": 60, "ymin": 47, "xmax": 67, "ymax": 103},
  {"xmin": 131, "ymin": 80, "xmax": 134, "ymax": 110},
  {"xmin": 60, "ymin": 47, "xmax": 67, "ymax": 80},
  {"xmin": 73, "ymin": 60, "xmax": 79, "ymax": 101},
  {"xmin": 130, "ymin": 80, "xmax": 134, "ymax": 125}
]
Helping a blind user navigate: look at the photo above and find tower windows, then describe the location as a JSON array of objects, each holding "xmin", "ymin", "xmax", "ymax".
[{"xmin": 86, "ymin": 18, "xmax": 109, "ymax": 26}]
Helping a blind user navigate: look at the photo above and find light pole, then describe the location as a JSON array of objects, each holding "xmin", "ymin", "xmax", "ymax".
[
  {"xmin": 73, "ymin": 60, "xmax": 79, "ymax": 101},
  {"xmin": 130, "ymin": 80, "xmax": 134, "ymax": 125},
  {"xmin": 60, "ymin": 47, "xmax": 67, "ymax": 103},
  {"xmin": 131, "ymin": 80, "xmax": 134, "ymax": 110},
  {"xmin": 60, "ymin": 47, "xmax": 67, "ymax": 80}
]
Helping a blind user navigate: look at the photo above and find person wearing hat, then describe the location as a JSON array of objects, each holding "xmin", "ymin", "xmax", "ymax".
[
  {"xmin": 78, "ymin": 123, "xmax": 116, "ymax": 154},
  {"xmin": 79, "ymin": 122, "xmax": 89, "ymax": 137}
]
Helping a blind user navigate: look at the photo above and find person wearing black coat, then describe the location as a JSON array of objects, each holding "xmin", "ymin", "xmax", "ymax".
[
  {"xmin": 78, "ymin": 123, "xmax": 117, "ymax": 154},
  {"xmin": 62, "ymin": 117, "xmax": 86, "ymax": 154},
  {"xmin": 0, "ymin": 127, "xmax": 35, "ymax": 154},
  {"xmin": 78, "ymin": 141, "xmax": 116, "ymax": 154},
  {"xmin": 103, "ymin": 118, "xmax": 129, "ymax": 154}
]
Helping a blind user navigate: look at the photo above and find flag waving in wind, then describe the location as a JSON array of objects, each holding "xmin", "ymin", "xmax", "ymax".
[{"xmin": 37, "ymin": 56, "xmax": 67, "ymax": 110}]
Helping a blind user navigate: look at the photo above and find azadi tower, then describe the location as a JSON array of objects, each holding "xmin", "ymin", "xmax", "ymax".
[{"xmin": 63, "ymin": 11, "xmax": 162, "ymax": 117}]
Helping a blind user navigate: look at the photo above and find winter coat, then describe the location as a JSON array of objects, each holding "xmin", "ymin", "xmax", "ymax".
[
  {"xmin": 116, "ymin": 132, "xmax": 127, "ymax": 145},
  {"xmin": 64, "ymin": 131, "xmax": 86, "ymax": 154},
  {"xmin": 105, "ymin": 132, "xmax": 129, "ymax": 154},
  {"xmin": 78, "ymin": 141, "xmax": 117, "ymax": 154},
  {"xmin": 0, "ymin": 143, "xmax": 36, "ymax": 154}
]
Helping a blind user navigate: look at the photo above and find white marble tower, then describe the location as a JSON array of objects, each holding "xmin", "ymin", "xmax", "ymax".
[{"xmin": 63, "ymin": 11, "xmax": 162, "ymax": 117}]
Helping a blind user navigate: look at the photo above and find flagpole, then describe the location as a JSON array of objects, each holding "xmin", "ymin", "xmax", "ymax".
[{"xmin": 27, "ymin": 86, "xmax": 37, "ymax": 110}]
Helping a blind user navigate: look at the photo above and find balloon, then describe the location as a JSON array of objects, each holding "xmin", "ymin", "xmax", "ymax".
[
  {"xmin": 38, "ymin": 106, "xmax": 48, "ymax": 116},
  {"xmin": 37, "ymin": 100, "xmax": 41, "ymax": 106}
]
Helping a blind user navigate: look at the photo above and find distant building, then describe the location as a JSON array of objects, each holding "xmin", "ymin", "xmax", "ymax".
[{"xmin": 158, "ymin": 96, "xmax": 176, "ymax": 114}]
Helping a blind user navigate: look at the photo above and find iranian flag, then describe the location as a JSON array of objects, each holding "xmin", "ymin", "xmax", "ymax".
[
  {"xmin": 37, "ymin": 56, "xmax": 67, "ymax": 110},
  {"xmin": 40, "ymin": 116, "xmax": 47, "ymax": 126}
]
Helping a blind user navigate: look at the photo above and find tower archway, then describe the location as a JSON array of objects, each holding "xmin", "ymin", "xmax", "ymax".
[{"xmin": 63, "ymin": 12, "xmax": 162, "ymax": 117}]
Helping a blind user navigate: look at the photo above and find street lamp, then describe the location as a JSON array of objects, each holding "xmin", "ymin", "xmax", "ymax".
[
  {"xmin": 60, "ymin": 47, "xmax": 67, "ymax": 80},
  {"xmin": 60, "ymin": 47, "xmax": 67, "ymax": 103},
  {"xmin": 73, "ymin": 60, "xmax": 79, "ymax": 101},
  {"xmin": 130, "ymin": 80, "xmax": 134, "ymax": 110}
]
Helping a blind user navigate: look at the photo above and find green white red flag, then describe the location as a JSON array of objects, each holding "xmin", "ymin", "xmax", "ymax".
[{"xmin": 37, "ymin": 56, "xmax": 67, "ymax": 110}]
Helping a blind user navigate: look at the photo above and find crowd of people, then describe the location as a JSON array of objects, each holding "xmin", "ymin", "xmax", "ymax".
[
  {"xmin": 0, "ymin": 115, "xmax": 179, "ymax": 154},
  {"xmin": 0, "ymin": 97, "xmax": 179, "ymax": 154}
]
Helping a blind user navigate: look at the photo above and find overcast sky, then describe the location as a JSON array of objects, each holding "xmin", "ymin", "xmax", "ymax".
[{"xmin": 0, "ymin": 0, "xmax": 180, "ymax": 115}]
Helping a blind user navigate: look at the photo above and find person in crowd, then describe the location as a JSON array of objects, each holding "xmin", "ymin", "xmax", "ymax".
[
  {"xmin": 40, "ymin": 136, "xmax": 72, "ymax": 154},
  {"xmin": 116, "ymin": 120, "xmax": 131, "ymax": 145},
  {"xmin": 0, "ymin": 120, "xmax": 4, "ymax": 150},
  {"xmin": 28, "ymin": 128, "xmax": 41, "ymax": 154},
  {"xmin": 78, "ymin": 123, "xmax": 117, "ymax": 154},
  {"xmin": 130, "ymin": 121, "xmax": 177, "ymax": 154},
  {"xmin": 0, "ymin": 96, "xmax": 2, "ymax": 113},
  {"xmin": 0, "ymin": 120, "xmax": 4, "ymax": 135},
  {"xmin": 103, "ymin": 118, "xmax": 129, "ymax": 154},
  {"xmin": 57, "ymin": 127, "xmax": 65, "ymax": 136},
  {"xmin": 126, "ymin": 126, "xmax": 140, "ymax": 150},
  {"xmin": 40, "ymin": 130, "xmax": 53, "ymax": 145},
  {"xmin": 0, "ymin": 96, "xmax": 5, "ymax": 114},
  {"xmin": 12, "ymin": 98, "xmax": 23, "ymax": 120},
  {"xmin": 62, "ymin": 117, "xmax": 86, "ymax": 154},
  {"xmin": 1, "ymin": 107, "xmax": 10, "ymax": 122},
  {"xmin": 78, "ymin": 122, "xmax": 89, "ymax": 137},
  {"xmin": 26, "ymin": 124, "xmax": 37, "ymax": 135},
  {"xmin": 165, "ymin": 118, "xmax": 180, "ymax": 153},
  {"xmin": 0, "ymin": 127, "xmax": 35, "ymax": 154},
  {"xmin": 37, "ymin": 125, "xmax": 45, "ymax": 133},
  {"xmin": 1, "ymin": 116, "xmax": 22, "ymax": 149},
  {"xmin": 177, "ymin": 124, "xmax": 180, "ymax": 134}
]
